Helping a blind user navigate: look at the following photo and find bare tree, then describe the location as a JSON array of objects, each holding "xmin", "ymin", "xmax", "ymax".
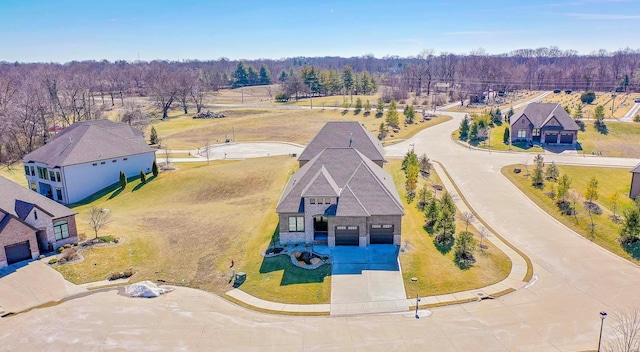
[
  {"xmin": 147, "ymin": 63, "xmax": 177, "ymax": 119},
  {"xmin": 459, "ymin": 211, "xmax": 475, "ymax": 232},
  {"xmin": 84, "ymin": 206, "xmax": 112, "ymax": 239},
  {"xmin": 606, "ymin": 307, "xmax": 640, "ymax": 352}
]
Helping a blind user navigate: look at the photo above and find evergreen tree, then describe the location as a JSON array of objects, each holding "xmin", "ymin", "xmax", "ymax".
[
  {"xmin": 355, "ymin": 97, "xmax": 363, "ymax": 112},
  {"xmin": 563, "ymin": 105, "xmax": 571, "ymax": 115},
  {"xmin": 594, "ymin": 105, "xmax": 605, "ymax": 126},
  {"xmin": 378, "ymin": 122, "xmax": 386, "ymax": 138},
  {"xmin": 140, "ymin": 170, "xmax": 146, "ymax": 184},
  {"xmin": 402, "ymin": 150, "xmax": 419, "ymax": 171},
  {"xmin": 150, "ymin": 126, "xmax": 158, "ymax": 145},
  {"xmin": 417, "ymin": 185, "xmax": 431, "ymax": 211},
  {"xmin": 557, "ymin": 174, "xmax": 571, "ymax": 202},
  {"xmin": 232, "ymin": 62, "xmax": 249, "ymax": 88},
  {"xmin": 440, "ymin": 192, "xmax": 456, "ymax": 216},
  {"xmin": 545, "ymin": 161, "xmax": 559, "ymax": 181},
  {"xmin": 469, "ymin": 122, "xmax": 479, "ymax": 141},
  {"xmin": 246, "ymin": 65, "xmax": 258, "ymax": 85},
  {"xmin": 259, "ymin": 65, "xmax": 272, "ymax": 85},
  {"xmin": 503, "ymin": 127, "xmax": 510, "ymax": 144},
  {"xmin": 459, "ymin": 114, "xmax": 470, "ymax": 140},
  {"xmin": 424, "ymin": 197, "xmax": 439, "ymax": 227},
  {"xmin": 364, "ymin": 99, "xmax": 371, "ymax": 112},
  {"xmin": 435, "ymin": 206, "xmax": 456, "ymax": 244},
  {"xmin": 405, "ymin": 163, "xmax": 419, "ymax": 202},
  {"xmin": 573, "ymin": 105, "xmax": 583, "ymax": 120},
  {"xmin": 405, "ymin": 105, "xmax": 416, "ymax": 123},
  {"xmin": 507, "ymin": 106, "xmax": 515, "ymax": 120},
  {"xmin": 119, "ymin": 171, "xmax": 127, "ymax": 190},
  {"xmin": 342, "ymin": 65, "xmax": 355, "ymax": 103},
  {"xmin": 278, "ymin": 70, "xmax": 287, "ymax": 83},
  {"xmin": 376, "ymin": 98, "xmax": 385, "ymax": 117},
  {"xmin": 532, "ymin": 155, "xmax": 545, "ymax": 188},
  {"xmin": 152, "ymin": 161, "xmax": 158, "ymax": 177},
  {"xmin": 454, "ymin": 231, "xmax": 477, "ymax": 266},
  {"xmin": 620, "ymin": 207, "xmax": 640, "ymax": 244},
  {"xmin": 386, "ymin": 100, "xmax": 399, "ymax": 127}
]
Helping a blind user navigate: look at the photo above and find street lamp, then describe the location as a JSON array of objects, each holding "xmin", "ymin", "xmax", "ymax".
[
  {"xmin": 415, "ymin": 294, "xmax": 421, "ymax": 319},
  {"xmin": 598, "ymin": 311, "xmax": 607, "ymax": 352}
]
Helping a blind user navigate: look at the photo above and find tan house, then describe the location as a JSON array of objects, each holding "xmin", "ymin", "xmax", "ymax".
[
  {"xmin": 277, "ymin": 122, "xmax": 404, "ymax": 247},
  {"xmin": 0, "ymin": 177, "xmax": 78, "ymax": 267},
  {"xmin": 631, "ymin": 163, "xmax": 640, "ymax": 199},
  {"xmin": 510, "ymin": 103, "xmax": 580, "ymax": 145}
]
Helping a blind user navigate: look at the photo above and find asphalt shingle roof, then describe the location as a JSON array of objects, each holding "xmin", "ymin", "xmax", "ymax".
[
  {"xmin": 23, "ymin": 119, "xmax": 154, "ymax": 167},
  {"xmin": 276, "ymin": 148, "xmax": 403, "ymax": 216},
  {"xmin": 298, "ymin": 121, "xmax": 385, "ymax": 164},
  {"xmin": 632, "ymin": 162, "xmax": 640, "ymax": 173},
  {"xmin": 301, "ymin": 166, "xmax": 340, "ymax": 198},
  {"xmin": 510, "ymin": 103, "xmax": 579, "ymax": 131},
  {"xmin": 0, "ymin": 177, "xmax": 76, "ymax": 220}
]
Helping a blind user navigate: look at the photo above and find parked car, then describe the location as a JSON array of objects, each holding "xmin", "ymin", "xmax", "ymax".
[
  {"xmin": 553, "ymin": 89, "xmax": 561, "ymax": 94},
  {"xmin": 635, "ymin": 97, "xmax": 640, "ymax": 103}
]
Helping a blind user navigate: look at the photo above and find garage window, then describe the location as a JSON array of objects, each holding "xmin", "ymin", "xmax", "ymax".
[
  {"xmin": 382, "ymin": 224, "xmax": 393, "ymax": 229},
  {"xmin": 336, "ymin": 226, "xmax": 346, "ymax": 230},
  {"xmin": 347, "ymin": 226, "xmax": 358, "ymax": 230},
  {"xmin": 371, "ymin": 224, "xmax": 382, "ymax": 229},
  {"xmin": 288, "ymin": 216, "xmax": 304, "ymax": 232},
  {"xmin": 54, "ymin": 221, "xmax": 70, "ymax": 240}
]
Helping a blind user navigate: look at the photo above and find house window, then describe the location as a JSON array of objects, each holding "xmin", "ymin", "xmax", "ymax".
[
  {"xmin": 24, "ymin": 166, "xmax": 30, "ymax": 176},
  {"xmin": 310, "ymin": 198, "xmax": 316, "ymax": 205},
  {"xmin": 34, "ymin": 211, "xmax": 38, "ymax": 220},
  {"xmin": 30, "ymin": 166, "xmax": 35, "ymax": 176},
  {"xmin": 53, "ymin": 221, "xmax": 70, "ymax": 240},
  {"xmin": 37, "ymin": 166, "xmax": 48, "ymax": 180},
  {"xmin": 112, "ymin": 160, "xmax": 117, "ymax": 163},
  {"xmin": 92, "ymin": 163, "xmax": 98, "ymax": 166},
  {"xmin": 123, "ymin": 158, "xmax": 128, "ymax": 161},
  {"xmin": 532, "ymin": 128, "xmax": 540, "ymax": 137},
  {"xmin": 288, "ymin": 216, "xmax": 304, "ymax": 232},
  {"xmin": 56, "ymin": 187, "xmax": 63, "ymax": 201},
  {"xmin": 56, "ymin": 172, "xmax": 61, "ymax": 182},
  {"xmin": 30, "ymin": 182, "xmax": 37, "ymax": 191},
  {"xmin": 49, "ymin": 171, "xmax": 56, "ymax": 180},
  {"xmin": 100, "ymin": 161, "xmax": 106, "ymax": 165},
  {"xmin": 517, "ymin": 129, "xmax": 527, "ymax": 138}
]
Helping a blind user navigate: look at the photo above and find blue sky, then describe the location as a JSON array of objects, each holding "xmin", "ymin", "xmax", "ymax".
[{"xmin": 1, "ymin": 0, "xmax": 639, "ymax": 63}]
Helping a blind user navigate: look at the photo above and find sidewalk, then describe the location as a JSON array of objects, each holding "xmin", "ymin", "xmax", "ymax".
[{"xmin": 225, "ymin": 163, "xmax": 533, "ymax": 316}]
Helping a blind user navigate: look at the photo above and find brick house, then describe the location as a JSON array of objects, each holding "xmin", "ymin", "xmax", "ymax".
[{"xmin": 0, "ymin": 177, "xmax": 78, "ymax": 267}]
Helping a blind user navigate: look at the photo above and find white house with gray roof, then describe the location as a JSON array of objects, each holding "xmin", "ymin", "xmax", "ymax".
[
  {"xmin": 22, "ymin": 119, "xmax": 156, "ymax": 204},
  {"xmin": 277, "ymin": 123, "xmax": 404, "ymax": 247}
]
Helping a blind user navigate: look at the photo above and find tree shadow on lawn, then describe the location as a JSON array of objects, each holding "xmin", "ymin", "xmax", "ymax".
[
  {"xmin": 623, "ymin": 241, "xmax": 640, "ymax": 260},
  {"xmin": 259, "ymin": 255, "xmax": 331, "ymax": 286},
  {"xmin": 132, "ymin": 175, "xmax": 156, "ymax": 192}
]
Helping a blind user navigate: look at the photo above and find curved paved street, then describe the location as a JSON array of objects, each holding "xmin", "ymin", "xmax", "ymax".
[{"xmin": 1, "ymin": 106, "xmax": 640, "ymax": 351}]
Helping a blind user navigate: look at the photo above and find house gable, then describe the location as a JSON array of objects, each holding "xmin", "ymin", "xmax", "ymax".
[
  {"xmin": 301, "ymin": 166, "xmax": 341, "ymax": 198},
  {"xmin": 543, "ymin": 117, "xmax": 561, "ymax": 127}
]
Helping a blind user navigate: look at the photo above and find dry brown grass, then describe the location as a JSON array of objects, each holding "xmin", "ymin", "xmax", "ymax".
[
  {"xmin": 55, "ymin": 157, "xmax": 332, "ymax": 304},
  {"xmin": 149, "ymin": 108, "xmax": 451, "ymax": 150}
]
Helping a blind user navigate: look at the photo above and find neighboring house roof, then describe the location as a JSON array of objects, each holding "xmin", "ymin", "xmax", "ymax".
[
  {"xmin": 23, "ymin": 119, "xmax": 154, "ymax": 167},
  {"xmin": 0, "ymin": 209, "xmax": 38, "ymax": 233},
  {"xmin": 510, "ymin": 103, "xmax": 580, "ymax": 131},
  {"xmin": 277, "ymin": 148, "xmax": 404, "ymax": 216},
  {"xmin": 0, "ymin": 177, "xmax": 76, "ymax": 220},
  {"xmin": 632, "ymin": 163, "xmax": 640, "ymax": 173},
  {"xmin": 298, "ymin": 121, "xmax": 385, "ymax": 164}
]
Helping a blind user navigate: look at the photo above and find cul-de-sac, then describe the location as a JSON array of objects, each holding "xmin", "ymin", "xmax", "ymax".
[{"xmin": 2, "ymin": 2, "xmax": 640, "ymax": 351}]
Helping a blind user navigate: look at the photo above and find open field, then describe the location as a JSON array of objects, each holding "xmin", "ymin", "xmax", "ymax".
[
  {"xmin": 540, "ymin": 91, "xmax": 640, "ymax": 119},
  {"xmin": 387, "ymin": 159, "xmax": 512, "ymax": 298},
  {"xmin": 0, "ymin": 165, "xmax": 28, "ymax": 186},
  {"xmin": 53, "ymin": 157, "xmax": 334, "ymax": 304},
  {"xmin": 502, "ymin": 164, "xmax": 640, "ymax": 263},
  {"xmin": 148, "ymin": 108, "xmax": 451, "ymax": 150}
]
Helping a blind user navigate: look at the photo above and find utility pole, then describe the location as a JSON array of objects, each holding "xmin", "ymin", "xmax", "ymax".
[{"xmin": 415, "ymin": 294, "xmax": 421, "ymax": 319}]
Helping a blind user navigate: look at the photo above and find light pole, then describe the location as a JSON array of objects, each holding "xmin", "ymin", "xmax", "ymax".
[
  {"xmin": 415, "ymin": 294, "xmax": 421, "ymax": 319},
  {"xmin": 598, "ymin": 311, "xmax": 607, "ymax": 352}
]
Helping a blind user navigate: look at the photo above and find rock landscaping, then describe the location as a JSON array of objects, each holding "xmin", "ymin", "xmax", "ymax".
[
  {"xmin": 193, "ymin": 110, "xmax": 225, "ymax": 119},
  {"xmin": 264, "ymin": 246, "xmax": 329, "ymax": 269}
]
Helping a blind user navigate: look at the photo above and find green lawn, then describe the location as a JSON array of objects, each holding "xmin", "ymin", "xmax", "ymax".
[
  {"xmin": 387, "ymin": 159, "xmax": 512, "ymax": 298},
  {"xmin": 502, "ymin": 164, "xmax": 640, "ymax": 263}
]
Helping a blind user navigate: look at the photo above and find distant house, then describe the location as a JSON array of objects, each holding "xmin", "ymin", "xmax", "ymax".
[
  {"xmin": 510, "ymin": 103, "xmax": 580, "ymax": 145},
  {"xmin": 277, "ymin": 121, "xmax": 403, "ymax": 247},
  {"xmin": 0, "ymin": 177, "xmax": 78, "ymax": 267},
  {"xmin": 631, "ymin": 163, "xmax": 640, "ymax": 199},
  {"xmin": 22, "ymin": 120, "xmax": 156, "ymax": 204},
  {"xmin": 297, "ymin": 121, "xmax": 385, "ymax": 168}
]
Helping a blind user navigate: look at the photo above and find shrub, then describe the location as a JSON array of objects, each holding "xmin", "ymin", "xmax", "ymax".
[
  {"xmin": 634, "ymin": 114, "xmax": 640, "ymax": 123},
  {"xmin": 109, "ymin": 272, "xmax": 122, "ymax": 280},
  {"xmin": 73, "ymin": 242, "xmax": 78, "ymax": 246},
  {"xmin": 57, "ymin": 247, "xmax": 64, "ymax": 253},
  {"xmin": 584, "ymin": 201, "xmax": 603, "ymax": 215},
  {"xmin": 140, "ymin": 171, "xmax": 146, "ymax": 184},
  {"xmin": 152, "ymin": 161, "xmax": 158, "ymax": 177},
  {"xmin": 580, "ymin": 91, "xmax": 596, "ymax": 104},
  {"xmin": 60, "ymin": 248, "xmax": 78, "ymax": 262},
  {"xmin": 123, "ymin": 268, "xmax": 135, "ymax": 278},
  {"xmin": 48, "ymin": 258, "xmax": 58, "ymax": 265},
  {"xmin": 64, "ymin": 244, "xmax": 72, "ymax": 249},
  {"xmin": 556, "ymin": 200, "xmax": 573, "ymax": 215},
  {"xmin": 275, "ymin": 92, "xmax": 290, "ymax": 102}
]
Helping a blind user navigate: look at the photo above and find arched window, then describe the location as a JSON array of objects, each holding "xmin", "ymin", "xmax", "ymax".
[{"xmin": 53, "ymin": 221, "xmax": 69, "ymax": 240}]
